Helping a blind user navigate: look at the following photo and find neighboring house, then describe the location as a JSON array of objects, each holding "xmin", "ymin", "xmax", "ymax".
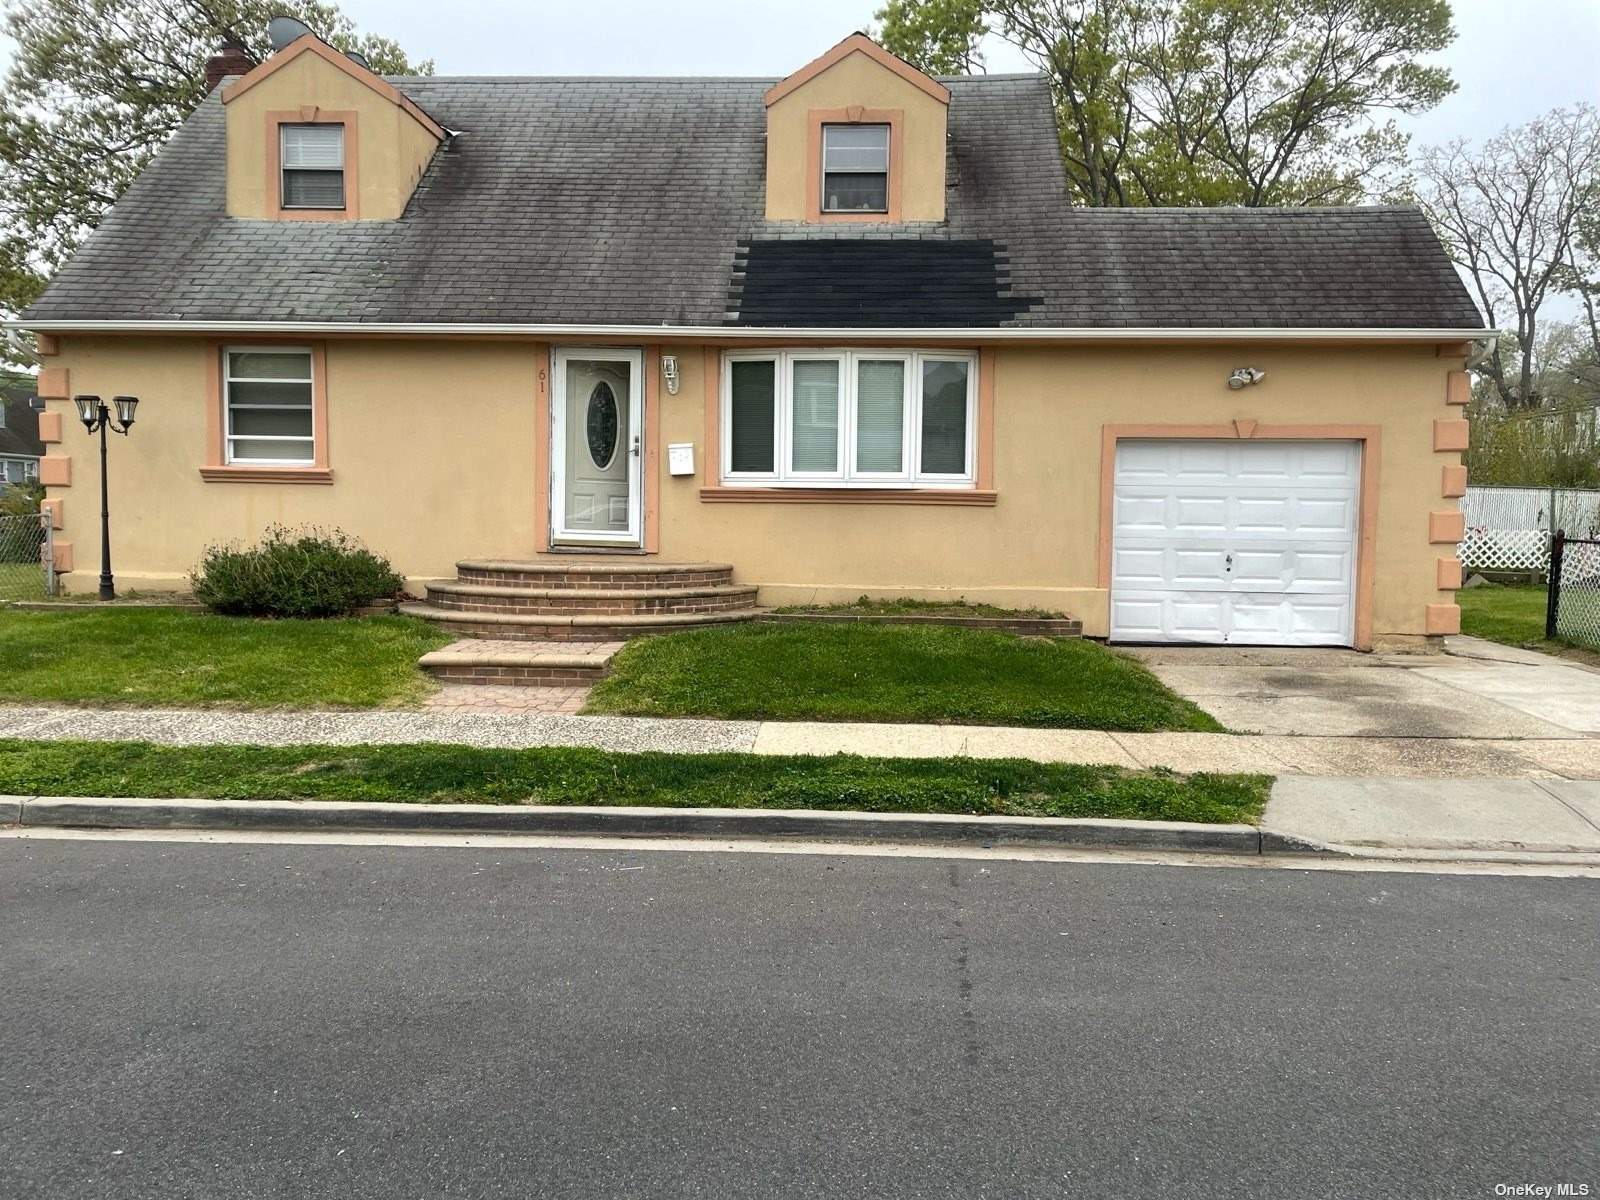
[
  {"xmin": 21, "ymin": 32, "xmax": 1484, "ymax": 647},
  {"xmin": 0, "ymin": 378, "xmax": 43, "ymax": 486}
]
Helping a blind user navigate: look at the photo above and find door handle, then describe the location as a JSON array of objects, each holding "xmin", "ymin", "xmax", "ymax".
[
  {"xmin": 630, "ymin": 434, "xmax": 641, "ymax": 458},
  {"xmin": 1224, "ymin": 553, "xmax": 1233, "ymax": 572}
]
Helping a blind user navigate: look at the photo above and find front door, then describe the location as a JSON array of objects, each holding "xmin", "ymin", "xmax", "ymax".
[{"xmin": 552, "ymin": 348, "xmax": 643, "ymax": 546}]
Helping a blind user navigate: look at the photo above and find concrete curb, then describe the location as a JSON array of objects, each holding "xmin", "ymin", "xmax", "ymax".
[
  {"xmin": 11, "ymin": 796, "xmax": 1594, "ymax": 864},
  {"xmin": 5, "ymin": 795, "xmax": 1268, "ymax": 854}
]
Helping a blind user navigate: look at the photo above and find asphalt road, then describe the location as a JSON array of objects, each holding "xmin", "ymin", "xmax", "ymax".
[{"xmin": 2, "ymin": 838, "xmax": 1596, "ymax": 1200}]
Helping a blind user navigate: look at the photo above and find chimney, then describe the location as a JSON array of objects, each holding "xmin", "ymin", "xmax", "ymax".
[{"xmin": 204, "ymin": 41, "xmax": 257, "ymax": 92}]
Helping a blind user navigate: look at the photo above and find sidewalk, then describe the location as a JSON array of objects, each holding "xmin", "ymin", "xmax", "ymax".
[{"xmin": 1, "ymin": 703, "xmax": 1598, "ymax": 779}]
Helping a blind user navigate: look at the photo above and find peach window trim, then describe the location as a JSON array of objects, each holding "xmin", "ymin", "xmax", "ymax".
[
  {"xmin": 1096, "ymin": 422, "xmax": 1383, "ymax": 652},
  {"xmin": 200, "ymin": 340, "xmax": 333, "ymax": 484},
  {"xmin": 806, "ymin": 108, "xmax": 904, "ymax": 224},
  {"xmin": 265, "ymin": 110, "xmax": 360, "ymax": 221}
]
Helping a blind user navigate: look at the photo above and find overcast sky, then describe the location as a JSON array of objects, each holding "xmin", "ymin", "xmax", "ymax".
[{"xmin": 326, "ymin": 0, "xmax": 1599, "ymax": 146}]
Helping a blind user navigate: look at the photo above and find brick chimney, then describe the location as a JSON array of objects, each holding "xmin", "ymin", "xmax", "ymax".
[{"xmin": 204, "ymin": 41, "xmax": 257, "ymax": 92}]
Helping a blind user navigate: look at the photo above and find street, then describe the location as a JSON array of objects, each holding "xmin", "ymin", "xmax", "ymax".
[{"xmin": 2, "ymin": 836, "xmax": 1595, "ymax": 1199}]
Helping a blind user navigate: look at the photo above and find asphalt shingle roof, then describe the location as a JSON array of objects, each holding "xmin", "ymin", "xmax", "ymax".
[{"xmin": 25, "ymin": 73, "xmax": 1483, "ymax": 331}]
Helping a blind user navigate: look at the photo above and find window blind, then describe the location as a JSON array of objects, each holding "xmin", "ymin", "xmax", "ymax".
[
  {"xmin": 791, "ymin": 360, "xmax": 840, "ymax": 472},
  {"xmin": 920, "ymin": 360, "xmax": 969, "ymax": 474},
  {"xmin": 855, "ymin": 359, "xmax": 905, "ymax": 473},
  {"xmin": 728, "ymin": 360, "xmax": 776, "ymax": 473}
]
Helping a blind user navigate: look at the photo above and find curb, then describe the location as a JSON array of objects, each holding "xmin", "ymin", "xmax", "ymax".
[{"xmin": 4, "ymin": 795, "xmax": 1274, "ymax": 854}]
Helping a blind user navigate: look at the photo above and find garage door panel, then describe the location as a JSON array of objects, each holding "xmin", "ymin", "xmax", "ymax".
[{"xmin": 1110, "ymin": 439, "xmax": 1360, "ymax": 646}]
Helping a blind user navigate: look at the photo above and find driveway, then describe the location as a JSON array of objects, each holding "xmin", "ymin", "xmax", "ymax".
[{"xmin": 1131, "ymin": 636, "xmax": 1600, "ymax": 739}]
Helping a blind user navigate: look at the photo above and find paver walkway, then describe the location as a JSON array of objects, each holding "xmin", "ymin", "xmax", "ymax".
[
  {"xmin": 3, "ymin": 705, "xmax": 1599, "ymax": 779},
  {"xmin": 424, "ymin": 685, "xmax": 589, "ymax": 714}
]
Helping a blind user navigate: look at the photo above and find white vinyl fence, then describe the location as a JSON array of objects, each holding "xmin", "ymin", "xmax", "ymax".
[{"xmin": 1459, "ymin": 485, "xmax": 1600, "ymax": 574}]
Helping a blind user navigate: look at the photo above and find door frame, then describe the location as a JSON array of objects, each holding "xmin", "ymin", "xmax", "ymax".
[
  {"xmin": 550, "ymin": 346, "xmax": 645, "ymax": 547},
  {"xmin": 1097, "ymin": 423, "xmax": 1382, "ymax": 650}
]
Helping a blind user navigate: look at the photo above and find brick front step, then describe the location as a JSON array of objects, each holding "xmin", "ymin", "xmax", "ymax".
[
  {"xmin": 400, "ymin": 602, "xmax": 757, "ymax": 642},
  {"xmin": 424, "ymin": 581, "xmax": 759, "ymax": 616},
  {"xmin": 417, "ymin": 639, "xmax": 621, "ymax": 687},
  {"xmin": 455, "ymin": 560, "xmax": 734, "ymax": 590}
]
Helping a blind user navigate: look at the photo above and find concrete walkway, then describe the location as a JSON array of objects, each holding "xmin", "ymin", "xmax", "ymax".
[{"xmin": 4, "ymin": 704, "xmax": 1600, "ymax": 779}]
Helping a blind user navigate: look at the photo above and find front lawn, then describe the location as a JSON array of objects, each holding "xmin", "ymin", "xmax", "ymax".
[
  {"xmin": 0, "ymin": 739, "xmax": 1270, "ymax": 824},
  {"xmin": 0, "ymin": 608, "xmax": 450, "ymax": 708},
  {"xmin": 585, "ymin": 622, "xmax": 1222, "ymax": 731},
  {"xmin": 0, "ymin": 562, "xmax": 50, "ymax": 601}
]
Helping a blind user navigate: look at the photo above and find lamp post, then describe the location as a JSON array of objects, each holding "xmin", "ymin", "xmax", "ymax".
[{"xmin": 72, "ymin": 394, "xmax": 138, "ymax": 601}]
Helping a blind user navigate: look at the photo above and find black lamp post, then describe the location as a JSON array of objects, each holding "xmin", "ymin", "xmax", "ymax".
[{"xmin": 73, "ymin": 394, "xmax": 138, "ymax": 601}]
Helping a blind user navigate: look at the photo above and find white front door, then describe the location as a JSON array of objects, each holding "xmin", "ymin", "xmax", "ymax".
[
  {"xmin": 552, "ymin": 348, "xmax": 643, "ymax": 546},
  {"xmin": 1109, "ymin": 439, "xmax": 1362, "ymax": 646}
]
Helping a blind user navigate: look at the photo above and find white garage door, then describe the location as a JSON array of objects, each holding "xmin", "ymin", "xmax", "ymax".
[{"xmin": 1110, "ymin": 439, "xmax": 1361, "ymax": 646}]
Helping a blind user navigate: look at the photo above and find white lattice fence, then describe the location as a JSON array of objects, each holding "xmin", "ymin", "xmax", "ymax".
[{"xmin": 1459, "ymin": 486, "xmax": 1600, "ymax": 573}]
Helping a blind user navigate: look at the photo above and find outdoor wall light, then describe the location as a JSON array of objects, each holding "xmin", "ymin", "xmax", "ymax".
[
  {"xmin": 1227, "ymin": 367, "xmax": 1266, "ymax": 390},
  {"xmin": 661, "ymin": 354, "xmax": 680, "ymax": 395},
  {"xmin": 72, "ymin": 393, "xmax": 139, "ymax": 601}
]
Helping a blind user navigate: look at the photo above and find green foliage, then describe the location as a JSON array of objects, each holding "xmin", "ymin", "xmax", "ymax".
[
  {"xmin": 0, "ymin": 607, "xmax": 448, "ymax": 706},
  {"xmin": 191, "ymin": 525, "xmax": 403, "ymax": 618},
  {"xmin": 0, "ymin": 0, "xmax": 431, "ymax": 359},
  {"xmin": 586, "ymin": 622, "xmax": 1223, "ymax": 731},
  {"xmin": 773, "ymin": 594, "xmax": 1069, "ymax": 619},
  {"xmin": 0, "ymin": 739, "xmax": 1273, "ymax": 824},
  {"xmin": 0, "ymin": 479, "xmax": 43, "ymax": 516},
  {"xmin": 1467, "ymin": 322, "xmax": 1600, "ymax": 486},
  {"xmin": 876, "ymin": 0, "xmax": 1455, "ymax": 207},
  {"xmin": 876, "ymin": 0, "xmax": 988, "ymax": 74}
]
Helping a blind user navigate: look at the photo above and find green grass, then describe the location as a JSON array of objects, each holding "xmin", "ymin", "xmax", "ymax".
[
  {"xmin": 1458, "ymin": 582, "xmax": 1600, "ymax": 667},
  {"xmin": 586, "ymin": 622, "xmax": 1222, "ymax": 732},
  {"xmin": 0, "ymin": 608, "xmax": 451, "ymax": 708},
  {"xmin": 1458, "ymin": 583, "xmax": 1548, "ymax": 646},
  {"xmin": 0, "ymin": 562, "xmax": 49, "ymax": 601},
  {"xmin": 0, "ymin": 739, "xmax": 1270, "ymax": 824},
  {"xmin": 773, "ymin": 595, "xmax": 1070, "ymax": 620}
]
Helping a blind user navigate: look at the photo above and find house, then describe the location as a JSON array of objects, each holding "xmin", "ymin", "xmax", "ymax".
[
  {"xmin": 0, "ymin": 377, "xmax": 43, "ymax": 486},
  {"xmin": 20, "ymin": 31, "xmax": 1484, "ymax": 649}
]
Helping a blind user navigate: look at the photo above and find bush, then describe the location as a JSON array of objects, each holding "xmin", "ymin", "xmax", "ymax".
[{"xmin": 192, "ymin": 525, "xmax": 403, "ymax": 618}]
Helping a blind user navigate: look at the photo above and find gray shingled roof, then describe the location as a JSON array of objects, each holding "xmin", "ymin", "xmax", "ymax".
[{"xmin": 25, "ymin": 72, "xmax": 1483, "ymax": 330}]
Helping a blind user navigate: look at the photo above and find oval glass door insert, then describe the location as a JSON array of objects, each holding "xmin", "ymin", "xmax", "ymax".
[{"xmin": 586, "ymin": 381, "xmax": 619, "ymax": 469}]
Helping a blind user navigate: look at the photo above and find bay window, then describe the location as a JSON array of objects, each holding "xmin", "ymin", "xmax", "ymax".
[{"xmin": 722, "ymin": 349, "xmax": 975, "ymax": 486}]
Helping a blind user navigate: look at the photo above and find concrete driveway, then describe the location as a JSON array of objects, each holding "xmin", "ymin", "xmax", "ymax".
[{"xmin": 1131, "ymin": 636, "xmax": 1600, "ymax": 739}]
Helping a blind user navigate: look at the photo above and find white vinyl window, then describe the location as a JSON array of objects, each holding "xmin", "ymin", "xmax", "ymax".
[
  {"xmin": 280, "ymin": 123, "xmax": 345, "ymax": 210},
  {"xmin": 821, "ymin": 124, "xmax": 890, "ymax": 213},
  {"xmin": 223, "ymin": 347, "xmax": 315, "ymax": 465},
  {"xmin": 722, "ymin": 350, "xmax": 975, "ymax": 487}
]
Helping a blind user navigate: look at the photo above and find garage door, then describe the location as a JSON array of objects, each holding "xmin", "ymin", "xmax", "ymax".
[{"xmin": 1109, "ymin": 439, "xmax": 1361, "ymax": 646}]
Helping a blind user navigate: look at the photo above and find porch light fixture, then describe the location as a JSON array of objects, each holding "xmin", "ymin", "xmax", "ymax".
[
  {"xmin": 73, "ymin": 393, "xmax": 139, "ymax": 601},
  {"xmin": 661, "ymin": 354, "xmax": 680, "ymax": 395},
  {"xmin": 1227, "ymin": 367, "xmax": 1266, "ymax": 390}
]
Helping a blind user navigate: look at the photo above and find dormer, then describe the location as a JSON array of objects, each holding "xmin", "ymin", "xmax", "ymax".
[
  {"xmin": 763, "ymin": 33, "xmax": 950, "ymax": 224},
  {"xmin": 219, "ymin": 36, "xmax": 444, "ymax": 221}
]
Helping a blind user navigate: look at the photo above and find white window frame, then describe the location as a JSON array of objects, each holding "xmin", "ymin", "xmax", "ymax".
[
  {"xmin": 820, "ymin": 123, "xmax": 891, "ymax": 215},
  {"xmin": 279, "ymin": 123, "xmax": 346, "ymax": 211},
  {"xmin": 721, "ymin": 349, "xmax": 977, "ymax": 489},
  {"xmin": 223, "ymin": 345, "xmax": 316, "ymax": 466}
]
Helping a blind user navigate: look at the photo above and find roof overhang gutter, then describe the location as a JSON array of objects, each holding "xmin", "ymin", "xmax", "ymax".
[{"xmin": 6, "ymin": 320, "xmax": 1491, "ymax": 342}]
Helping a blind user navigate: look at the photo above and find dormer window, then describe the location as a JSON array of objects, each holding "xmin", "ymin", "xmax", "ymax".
[
  {"xmin": 821, "ymin": 124, "xmax": 889, "ymax": 213},
  {"xmin": 280, "ymin": 123, "xmax": 346, "ymax": 210}
]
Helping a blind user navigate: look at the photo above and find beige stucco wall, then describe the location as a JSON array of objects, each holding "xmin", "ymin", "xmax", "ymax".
[
  {"xmin": 225, "ymin": 50, "xmax": 439, "ymax": 220},
  {"xmin": 765, "ymin": 50, "xmax": 947, "ymax": 223},
  {"xmin": 40, "ymin": 337, "xmax": 1462, "ymax": 643}
]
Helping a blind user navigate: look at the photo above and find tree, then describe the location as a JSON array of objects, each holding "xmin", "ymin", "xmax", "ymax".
[
  {"xmin": 875, "ymin": 0, "xmax": 1456, "ymax": 208},
  {"xmin": 0, "ymin": 0, "xmax": 430, "ymax": 350},
  {"xmin": 1415, "ymin": 106, "xmax": 1600, "ymax": 410}
]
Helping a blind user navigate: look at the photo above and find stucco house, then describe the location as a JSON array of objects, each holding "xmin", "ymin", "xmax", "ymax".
[{"xmin": 21, "ymin": 31, "xmax": 1484, "ymax": 649}]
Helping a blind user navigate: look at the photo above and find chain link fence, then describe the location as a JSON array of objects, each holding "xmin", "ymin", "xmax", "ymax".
[
  {"xmin": 0, "ymin": 511, "xmax": 54, "ymax": 601},
  {"xmin": 1460, "ymin": 485, "xmax": 1600, "ymax": 575},
  {"xmin": 1548, "ymin": 533, "xmax": 1600, "ymax": 648}
]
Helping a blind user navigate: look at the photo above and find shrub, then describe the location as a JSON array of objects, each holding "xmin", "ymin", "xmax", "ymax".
[{"xmin": 192, "ymin": 525, "xmax": 403, "ymax": 618}]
